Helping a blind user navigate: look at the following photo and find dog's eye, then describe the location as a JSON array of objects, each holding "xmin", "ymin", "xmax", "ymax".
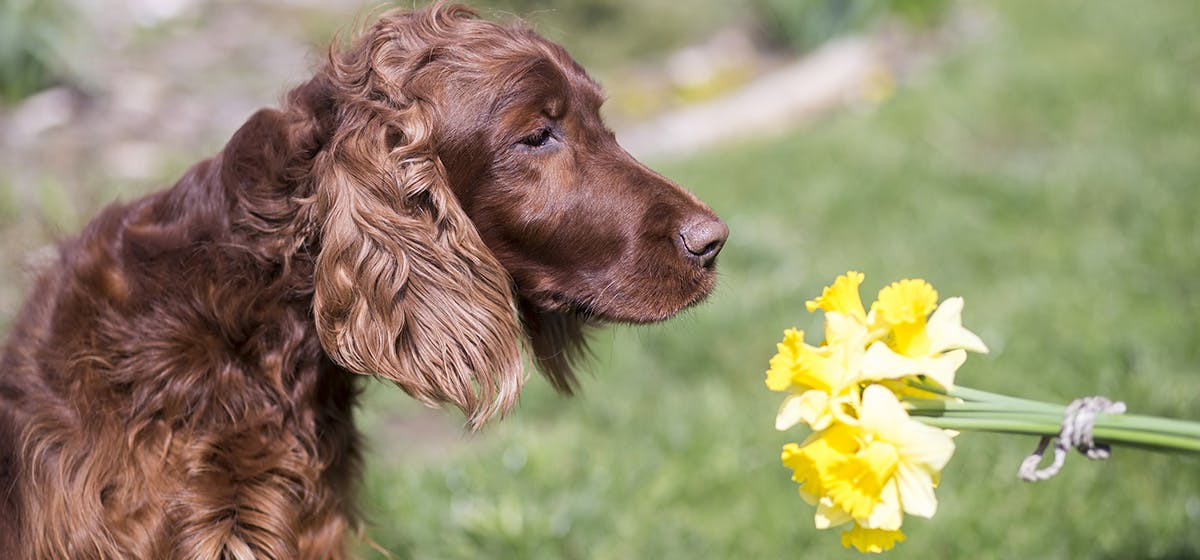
[{"xmin": 517, "ymin": 127, "xmax": 555, "ymax": 149}]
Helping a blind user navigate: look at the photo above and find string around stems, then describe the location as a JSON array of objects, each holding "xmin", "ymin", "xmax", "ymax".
[{"xmin": 1017, "ymin": 396, "xmax": 1126, "ymax": 482}]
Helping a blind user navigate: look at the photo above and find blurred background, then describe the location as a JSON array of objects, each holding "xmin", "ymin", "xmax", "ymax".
[{"xmin": 1, "ymin": 0, "xmax": 1198, "ymax": 558}]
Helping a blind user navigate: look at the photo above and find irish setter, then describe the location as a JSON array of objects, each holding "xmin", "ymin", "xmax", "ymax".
[{"xmin": 0, "ymin": 3, "xmax": 726, "ymax": 559}]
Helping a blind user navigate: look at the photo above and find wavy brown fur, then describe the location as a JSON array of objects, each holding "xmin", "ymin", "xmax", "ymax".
[{"xmin": 0, "ymin": 4, "xmax": 726, "ymax": 558}]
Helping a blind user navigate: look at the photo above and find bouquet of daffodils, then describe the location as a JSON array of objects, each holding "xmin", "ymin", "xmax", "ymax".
[{"xmin": 765, "ymin": 271, "xmax": 1200, "ymax": 553}]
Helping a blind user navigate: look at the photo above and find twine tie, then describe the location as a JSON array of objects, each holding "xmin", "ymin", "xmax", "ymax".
[{"xmin": 1018, "ymin": 396, "xmax": 1126, "ymax": 482}]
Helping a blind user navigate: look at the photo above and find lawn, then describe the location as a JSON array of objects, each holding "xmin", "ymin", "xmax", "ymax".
[{"xmin": 358, "ymin": 1, "xmax": 1200, "ymax": 558}]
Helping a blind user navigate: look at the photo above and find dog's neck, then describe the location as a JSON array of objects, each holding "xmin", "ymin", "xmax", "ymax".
[{"xmin": 80, "ymin": 89, "xmax": 352, "ymax": 428}]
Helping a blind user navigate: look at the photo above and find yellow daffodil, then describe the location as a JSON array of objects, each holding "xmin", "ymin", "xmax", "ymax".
[
  {"xmin": 806, "ymin": 270, "xmax": 868, "ymax": 321},
  {"xmin": 782, "ymin": 385, "xmax": 954, "ymax": 535},
  {"xmin": 849, "ymin": 384, "xmax": 955, "ymax": 522},
  {"xmin": 861, "ymin": 295, "xmax": 989, "ymax": 387},
  {"xmin": 769, "ymin": 272, "xmax": 1007, "ymax": 553},
  {"xmin": 767, "ymin": 325, "xmax": 866, "ymax": 431},
  {"xmin": 781, "ymin": 424, "xmax": 859, "ymax": 505},
  {"xmin": 768, "ymin": 272, "xmax": 990, "ymax": 433},
  {"xmin": 765, "ymin": 329, "xmax": 806, "ymax": 392},
  {"xmin": 872, "ymin": 279, "xmax": 939, "ymax": 356},
  {"xmin": 768, "ymin": 272, "xmax": 882, "ymax": 431}
]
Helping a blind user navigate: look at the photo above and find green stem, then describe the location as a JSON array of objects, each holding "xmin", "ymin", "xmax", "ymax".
[
  {"xmin": 912, "ymin": 416, "xmax": 1062, "ymax": 436},
  {"xmin": 906, "ymin": 380, "xmax": 1061, "ymax": 412},
  {"xmin": 904, "ymin": 382, "xmax": 1200, "ymax": 455},
  {"xmin": 905, "ymin": 400, "xmax": 1058, "ymax": 415},
  {"xmin": 948, "ymin": 386, "xmax": 1064, "ymax": 413}
]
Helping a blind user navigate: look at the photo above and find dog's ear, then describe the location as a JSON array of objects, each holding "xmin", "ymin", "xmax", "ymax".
[
  {"xmin": 309, "ymin": 57, "xmax": 523, "ymax": 428},
  {"xmin": 519, "ymin": 301, "xmax": 593, "ymax": 395}
]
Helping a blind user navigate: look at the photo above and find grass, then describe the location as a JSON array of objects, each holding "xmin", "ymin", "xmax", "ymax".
[
  {"xmin": 0, "ymin": 0, "xmax": 72, "ymax": 104},
  {"xmin": 357, "ymin": 1, "xmax": 1200, "ymax": 558}
]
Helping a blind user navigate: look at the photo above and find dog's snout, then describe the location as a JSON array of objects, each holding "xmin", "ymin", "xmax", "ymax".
[{"xmin": 678, "ymin": 216, "xmax": 728, "ymax": 266}]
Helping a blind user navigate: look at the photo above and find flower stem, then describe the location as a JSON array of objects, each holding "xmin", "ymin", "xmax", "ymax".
[
  {"xmin": 903, "ymin": 381, "xmax": 1200, "ymax": 455},
  {"xmin": 907, "ymin": 380, "xmax": 1061, "ymax": 412}
]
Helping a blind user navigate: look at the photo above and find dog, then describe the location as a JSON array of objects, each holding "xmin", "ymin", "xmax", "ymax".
[{"xmin": 0, "ymin": 4, "xmax": 726, "ymax": 558}]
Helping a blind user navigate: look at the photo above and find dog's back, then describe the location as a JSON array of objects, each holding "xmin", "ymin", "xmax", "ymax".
[
  {"xmin": 1, "ymin": 391, "xmax": 24, "ymax": 551},
  {"xmin": 0, "ymin": 240, "xmax": 71, "ymax": 552},
  {"xmin": 0, "ymin": 140, "xmax": 366, "ymax": 556}
]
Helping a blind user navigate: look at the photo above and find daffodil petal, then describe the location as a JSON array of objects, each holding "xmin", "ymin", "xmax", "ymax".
[
  {"xmin": 828, "ymin": 390, "xmax": 862, "ymax": 427},
  {"xmin": 815, "ymin": 496, "xmax": 853, "ymax": 529},
  {"xmin": 926, "ymin": 297, "xmax": 989, "ymax": 354},
  {"xmin": 799, "ymin": 390, "xmax": 834, "ymax": 430},
  {"xmin": 798, "ymin": 486, "xmax": 820, "ymax": 506},
  {"xmin": 858, "ymin": 386, "xmax": 956, "ymax": 469},
  {"xmin": 775, "ymin": 394, "xmax": 807, "ymax": 431},
  {"xmin": 776, "ymin": 390, "xmax": 834, "ymax": 431},
  {"xmin": 922, "ymin": 350, "xmax": 966, "ymax": 388},
  {"xmin": 860, "ymin": 342, "xmax": 920, "ymax": 380},
  {"xmin": 895, "ymin": 462, "xmax": 939, "ymax": 518},
  {"xmin": 864, "ymin": 479, "xmax": 903, "ymax": 530},
  {"xmin": 825, "ymin": 310, "xmax": 869, "ymax": 349},
  {"xmin": 861, "ymin": 342, "xmax": 966, "ymax": 387},
  {"xmin": 857, "ymin": 385, "xmax": 908, "ymax": 438},
  {"xmin": 896, "ymin": 422, "xmax": 956, "ymax": 471}
]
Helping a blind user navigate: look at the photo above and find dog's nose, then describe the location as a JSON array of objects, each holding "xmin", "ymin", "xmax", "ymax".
[{"xmin": 678, "ymin": 216, "xmax": 728, "ymax": 266}]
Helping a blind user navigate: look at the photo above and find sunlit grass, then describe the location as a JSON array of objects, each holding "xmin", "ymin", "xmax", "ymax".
[{"xmin": 360, "ymin": 1, "xmax": 1200, "ymax": 558}]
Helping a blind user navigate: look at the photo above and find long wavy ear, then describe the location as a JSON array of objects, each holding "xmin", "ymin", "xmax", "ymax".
[{"xmin": 309, "ymin": 66, "xmax": 523, "ymax": 428}]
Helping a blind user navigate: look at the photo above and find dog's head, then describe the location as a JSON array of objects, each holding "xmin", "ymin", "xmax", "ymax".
[{"xmin": 300, "ymin": 4, "xmax": 726, "ymax": 426}]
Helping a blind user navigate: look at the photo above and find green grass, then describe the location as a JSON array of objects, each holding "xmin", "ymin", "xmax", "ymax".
[
  {"xmin": 0, "ymin": 0, "xmax": 73, "ymax": 104},
  {"xmin": 359, "ymin": 1, "xmax": 1200, "ymax": 558}
]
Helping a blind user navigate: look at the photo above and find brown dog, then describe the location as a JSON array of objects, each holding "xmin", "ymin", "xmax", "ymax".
[{"xmin": 0, "ymin": 4, "xmax": 726, "ymax": 558}]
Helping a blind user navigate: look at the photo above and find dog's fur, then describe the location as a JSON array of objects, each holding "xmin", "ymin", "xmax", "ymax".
[{"xmin": 0, "ymin": 4, "xmax": 726, "ymax": 558}]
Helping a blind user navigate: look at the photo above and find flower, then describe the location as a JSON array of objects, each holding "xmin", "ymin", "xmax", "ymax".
[
  {"xmin": 862, "ymin": 286, "xmax": 989, "ymax": 387},
  {"xmin": 872, "ymin": 278, "xmax": 939, "ymax": 356},
  {"xmin": 767, "ymin": 272, "xmax": 988, "ymax": 431},
  {"xmin": 770, "ymin": 271, "xmax": 1200, "ymax": 552},
  {"xmin": 852, "ymin": 384, "xmax": 955, "ymax": 522},
  {"xmin": 767, "ymin": 272, "xmax": 873, "ymax": 430},
  {"xmin": 779, "ymin": 384, "xmax": 955, "ymax": 546},
  {"xmin": 781, "ymin": 423, "xmax": 860, "ymax": 506},
  {"xmin": 768, "ymin": 328, "xmax": 865, "ymax": 431},
  {"xmin": 806, "ymin": 270, "xmax": 868, "ymax": 320},
  {"xmin": 770, "ymin": 272, "xmax": 985, "ymax": 552}
]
